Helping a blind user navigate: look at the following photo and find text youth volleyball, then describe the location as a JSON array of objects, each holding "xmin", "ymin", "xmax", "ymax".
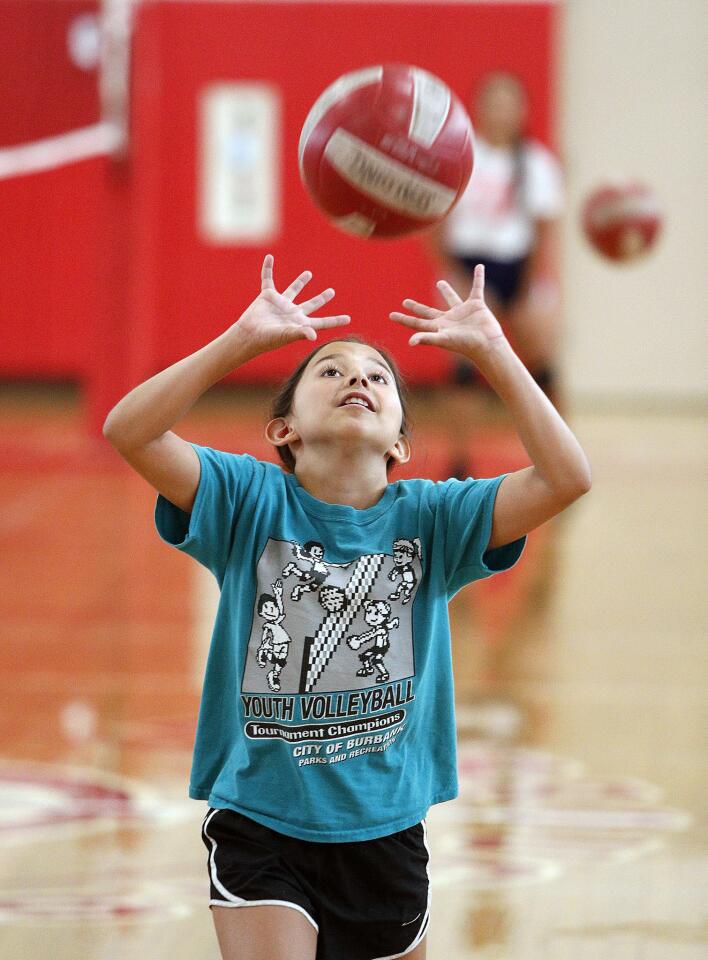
[{"xmin": 299, "ymin": 64, "xmax": 474, "ymax": 239}]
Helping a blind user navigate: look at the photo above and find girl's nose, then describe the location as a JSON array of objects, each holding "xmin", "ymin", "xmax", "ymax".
[{"xmin": 349, "ymin": 374, "xmax": 368, "ymax": 387}]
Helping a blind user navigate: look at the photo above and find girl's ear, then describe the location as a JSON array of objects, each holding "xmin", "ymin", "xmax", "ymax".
[
  {"xmin": 265, "ymin": 417, "xmax": 299, "ymax": 448},
  {"xmin": 388, "ymin": 435, "xmax": 411, "ymax": 466}
]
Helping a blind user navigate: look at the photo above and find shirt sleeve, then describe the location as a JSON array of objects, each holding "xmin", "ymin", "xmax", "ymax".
[
  {"xmin": 526, "ymin": 143, "xmax": 564, "ymax": 220},
  {"xmin": 438, "ymin": 474, "xmax": 526, "ymax": 595},
  {"xmin": 154, "ymin": 444, "xmax": 258, "ymax": 581}
]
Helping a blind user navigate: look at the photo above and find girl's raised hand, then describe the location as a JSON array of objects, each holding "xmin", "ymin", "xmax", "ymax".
[
  {"xmin": 231, "ymin": 255, "xmax": 350, "ymax": 360},
  {"xmin": 390, "ymin": 264, "xmax": 505, "ymax": 362}
]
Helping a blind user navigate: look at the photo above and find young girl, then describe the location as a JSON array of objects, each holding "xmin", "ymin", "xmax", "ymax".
[
  {"xmin": 428, "ymin": 71, "xmax": 564, "ymax": 402},
  {"xmin": 103, "ymin": 255, "xmax": 591, "ymax": 960}
]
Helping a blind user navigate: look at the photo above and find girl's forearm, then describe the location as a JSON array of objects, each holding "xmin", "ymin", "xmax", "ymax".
[
  {"xmin": 103, "ymin": 328, "xmax": 251, "ymax": 450},
  {"xmin": 472, "ymin": 339, "xmax": 591, "ymax": 496}
]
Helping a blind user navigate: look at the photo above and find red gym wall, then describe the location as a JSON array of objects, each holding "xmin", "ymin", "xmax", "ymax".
[
  {"xmin": 0, "ymin": 1, "xmax": 557, "ymax": 420},
  {"xmin": 0, "ymin": 0, "xmax": 103, "ymax": 380}
]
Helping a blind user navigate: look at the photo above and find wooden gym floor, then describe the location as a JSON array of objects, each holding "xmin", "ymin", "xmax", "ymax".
[{"xmin": 0, "ymin": 384, "xmax": 705, "ymax": 959}]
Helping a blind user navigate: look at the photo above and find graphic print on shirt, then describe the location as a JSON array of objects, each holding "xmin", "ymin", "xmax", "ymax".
[
  {"xmin": 255, "ymin": 579, "xmax": 292, "ymax": 693},
  {"xmin": 347, "ymin": 599, "xmax": 399, "ymax": 684},
  {"xmin": 242, "ymin": 536, "xmax": 422, "ymax": 695},
  {"xmin": 387, "ymin": 536, "xmax": 422, "ymax": 604},
  {"xmin": 281, "ymin": 540, "xmax": 343, "ymax": 601}
]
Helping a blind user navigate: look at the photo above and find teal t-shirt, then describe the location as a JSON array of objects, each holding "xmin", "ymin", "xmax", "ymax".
[{"xmin": 155, "ymin": 444, "xmax": 525, "ymax": 843}]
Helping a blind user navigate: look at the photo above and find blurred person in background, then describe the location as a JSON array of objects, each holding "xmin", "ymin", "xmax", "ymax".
[{"xmin": 428, "ymin": 71, "xmax": 564, "ymax": 479}]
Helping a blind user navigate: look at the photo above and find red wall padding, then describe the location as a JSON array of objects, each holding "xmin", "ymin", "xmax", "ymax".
[
  {"xmin": 0, "ymin": 2, "xmax": 557, "ymax": 411},
  {"xmin": 0, "ymin": 0, "xmax": 103, "ymax": 378}
]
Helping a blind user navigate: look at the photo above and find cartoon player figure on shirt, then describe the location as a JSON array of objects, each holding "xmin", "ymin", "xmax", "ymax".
[
  {"xmin": 387, "ymin": 537, "xmax": 422, "ymax": 605},
  {"xmin": 346, "ymin": 600, "xmax": 399, "ymax": 684},
  {"xmin": 282, "ymin": 540, "xmax": 345, "ymax": 601},
  {"xmin": 255, "ymin": 579, "xmax": 291, "ymax": 692}
]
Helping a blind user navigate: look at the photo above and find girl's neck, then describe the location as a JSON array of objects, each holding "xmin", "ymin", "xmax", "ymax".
[{"xmin": 293, "ymin": 450, "xmax": 390, "ymax": 510}]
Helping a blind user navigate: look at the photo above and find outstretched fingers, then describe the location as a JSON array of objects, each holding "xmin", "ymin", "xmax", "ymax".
[
  {"xmin": 296, "ymin": 325, "xmax": 318, "ymax": 342},
  {"xmin": 282, "ymin": 270, "xmax": 312, "ymax": 301},
  {"xmin": 390, "ymin": 294, "xmax": 443, "ymax": 330},
  {"xmin": 308, "ymin": 314, "xmax": 352, "ymax": 330},
  {"xmin": 400, "ymin": 298, "xmax": 443, "ymax": 320},
  {"xmin": 389, "ymin": 311, "xmax": 440, "ymax": 331},
  {"xmin": 298, "ymin": 287, "xmax": 335, "ymax": 315},
  {"xmin": 291, "ymin": 312, "xmax": 350, "ymax": 343},
  {"xmin": 295, "ymin": 284, "xmax": 350, "ymax": 328},
  {"xmin": 409, "ymin": 330, "xmax": 444, "ymax": 347},
  {"xmin": 469, "ymin": 263, "xmax": 485, "ymax": 301},
  {"xmin": 436, "ymin": 279, "xmax": 464, "ymax": 307},
  {"xmin": 260, "ymin": 254, "xmax": 275, "ymax": 290}
]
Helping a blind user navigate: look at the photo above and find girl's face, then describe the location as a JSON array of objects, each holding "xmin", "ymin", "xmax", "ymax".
[
  {"xmin": 474, "ymin": 75, "xmax": 527, "ymax": 146},
  {"xmin": 272, "ymin": 341, "xmax": 409, "ymax": 470}
]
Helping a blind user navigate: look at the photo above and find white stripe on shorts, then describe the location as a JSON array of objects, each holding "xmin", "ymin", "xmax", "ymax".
[
  {"xmin": 202, "ymin": 807, "xmax": 320, "ymax": 933},
  {"xmin": 370, "ymin": 818, "xmax": 432, "ymax": 960}
]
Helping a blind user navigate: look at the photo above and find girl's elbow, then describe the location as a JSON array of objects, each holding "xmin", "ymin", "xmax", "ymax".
[
  {"xmin": 578, "ymin": 460, "xmax": 593, "ymax": 495},
  {"xmin": 102, "ymin": 413, "xmax": 134, "ymax": 453},
  {"xmin": 102, "ymin": 413, "xmax": 118, "ymax": 443},
  {"xmin": 554, "ymin": 468, "xmax": 591, "ymax": 507},
  {"xmin": 566, "ymin": 469, "xmax": 592, "ymax": 502},
  {"xmin": 102, "ymin": 415, "xmax": 126, "ymax": 450}
]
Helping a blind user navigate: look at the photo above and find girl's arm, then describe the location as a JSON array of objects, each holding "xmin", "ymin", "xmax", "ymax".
[
  {"xmin": 466, "ymin": 338, "xmax": 590, "ymax": 549},
  {"xmin": 273, "ymin": 579, "xmax": 285, "ymax": 617},
  {"xmin": 102, "ymin": 333, "xmax": 252, "ymax": 513},
  {"xmin": 390, "ymin": 264, "xmax": 591, "ymax": 549},
  {"xmin": 103, "ymin": 255, "xmax": 349, "ymax": 512}
]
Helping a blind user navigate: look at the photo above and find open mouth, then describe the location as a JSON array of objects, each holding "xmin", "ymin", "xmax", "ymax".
[{"xmin": 339, "ymin": 392, "xmax": 374, "ymax": 411}]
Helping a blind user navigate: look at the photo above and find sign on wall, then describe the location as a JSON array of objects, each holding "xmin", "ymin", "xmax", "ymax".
[{"xmin": 199, "ymin": 83, "xmax": 281, "ymax": 243}]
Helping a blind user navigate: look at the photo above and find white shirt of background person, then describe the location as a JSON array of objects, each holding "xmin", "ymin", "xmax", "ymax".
[{"xmin": 443, "ymin": 134, "xmax": 564, "ymax": 262}]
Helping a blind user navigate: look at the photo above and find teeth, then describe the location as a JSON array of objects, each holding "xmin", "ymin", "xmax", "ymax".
[{"xmin": 344, "ymin": 398, "xmax": 369, "ymax": 408}]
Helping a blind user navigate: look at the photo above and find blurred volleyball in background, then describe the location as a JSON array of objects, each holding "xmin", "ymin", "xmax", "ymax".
[
  {"xmin": 582, "ymin": 181, "xmax": 663, "ymax": 262},
  {"xmin": 298, "ymin": 63, "xmax": 474, "ymax": 239}
]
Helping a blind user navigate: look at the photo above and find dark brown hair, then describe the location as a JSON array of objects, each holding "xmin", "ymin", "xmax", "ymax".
[{"xmin": 269, "ymin": 336, "xmax": 411, "ymax": 475}]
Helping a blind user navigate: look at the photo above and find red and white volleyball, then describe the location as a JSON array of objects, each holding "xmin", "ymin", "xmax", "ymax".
[
  {"xmin": 582, "ymin": 182, "xmax": 663, "ymax": 262},
  {"xmin": 298, "ymin": 64, "xmax": 474, "ymax": 238}
]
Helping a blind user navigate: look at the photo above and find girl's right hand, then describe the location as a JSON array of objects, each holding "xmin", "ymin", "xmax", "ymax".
[{"xmin": 228, "ymin": 254, "xmax": 351, "ymax": 360}]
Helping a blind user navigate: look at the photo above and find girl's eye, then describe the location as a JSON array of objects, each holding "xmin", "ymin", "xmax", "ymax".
[{"xmin": 321, "ymin": 366, "xmax": 388, "ymax": 383}]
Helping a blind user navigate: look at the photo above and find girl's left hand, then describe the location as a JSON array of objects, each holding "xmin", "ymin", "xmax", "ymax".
[{"xmin": 390, "ymin": 264, "xmax": 506, "ymax": 362}]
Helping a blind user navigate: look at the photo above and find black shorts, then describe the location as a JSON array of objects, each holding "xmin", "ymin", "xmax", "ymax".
[
  {"xmin": 201, "ymin": 806, "xmax": 431, "ymax": 960},
  {"xmin": 452, "ymin": 253, "xmax": 528, "ymax": 309}
]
